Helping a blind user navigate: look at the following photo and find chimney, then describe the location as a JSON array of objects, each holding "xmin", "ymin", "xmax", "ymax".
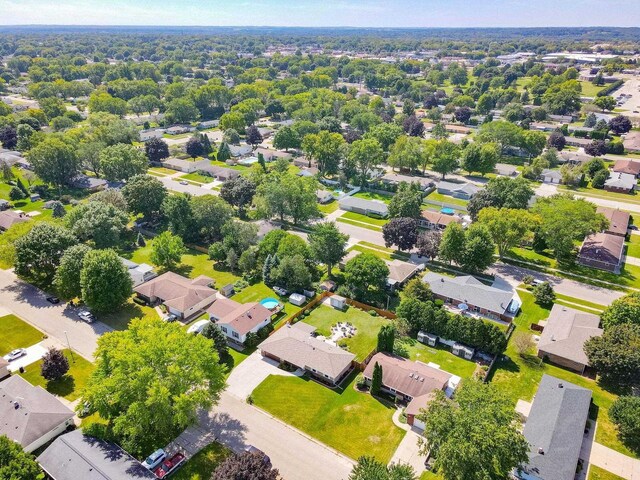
[{"xmin": 538, "ymin": 447, "xmax": 544, "ymax": 455}]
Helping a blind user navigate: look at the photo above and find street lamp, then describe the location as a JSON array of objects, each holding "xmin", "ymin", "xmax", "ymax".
[{"xmin": 64, "ymin": 330, "xmax": 75, "ymax": 363}]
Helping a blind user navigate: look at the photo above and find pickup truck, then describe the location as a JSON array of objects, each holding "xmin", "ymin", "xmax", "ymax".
[{"xmin": 153, "ymin": 452, "xmax": 185, "ymax": 478}]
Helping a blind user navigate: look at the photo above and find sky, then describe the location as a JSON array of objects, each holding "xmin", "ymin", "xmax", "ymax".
[{"xmin": 0, "ymin": 0, "xmax": 639, "ymax": 28}]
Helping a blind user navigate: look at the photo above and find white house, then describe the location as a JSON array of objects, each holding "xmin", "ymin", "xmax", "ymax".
[
  {"xmin": 207, "ymin": 298, "xmax": 272, "ymax": 345},
  {"xmin": 316, "ymin": 189, "xmax": 334, "ymax": 204},
  {"xmin": 0, "ymin": 376, "xmax": 75, "ymax": 453},
  {"xmin": 540, "ymin": 169, "xmax": 562, "ymax": 184},
  {"xmin": 139, "ymin": 129, "xmax": 164, "ymax": 142}
]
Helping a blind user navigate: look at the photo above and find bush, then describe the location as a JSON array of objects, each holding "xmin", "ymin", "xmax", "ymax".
[
  {"xmin": 368, "ymin": 309, "xmax": 378, "ymax": 316},
  {"xmin": 533, "ymin": 281, "xmax": 555, "ymax": 307},
  {"xmin": 40, "ymin": 348, "xmax": 70, "ymax": 381},
  {"xmin": 9, "ymin": 186, "xmax": 24, "ymax": 201},
  {"xmin": 434, "ymin": 299, "xmax": 444, "ymax": 308},
  {"xmin": 609, "ymin": 396, "xmax": 640, "ymax": 452}
]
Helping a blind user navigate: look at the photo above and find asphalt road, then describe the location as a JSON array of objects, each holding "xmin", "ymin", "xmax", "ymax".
[
  {"xmin": 0, "ymin": 269, "xmax": 110, "ymax": 361},
  {"xmin": 158, "ymin": 175, "xmax": 218, "ymax": 196}
]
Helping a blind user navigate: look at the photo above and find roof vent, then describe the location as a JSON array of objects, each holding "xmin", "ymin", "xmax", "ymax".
[
  {"xmin": 13, "ymin": 402, "xmax": 19, "ymax": 410},
  {"xmin": 420, "ymin": 377, "xmax": 424, "ymax": 382},
  {"xmin": 409, "ymin": 373, "xmax": 414, "ymax": 378},
  {"xmin": 538, "ymin": 447, "xmax": 544, "ymax": 455},
  {"xmin": 440, "ymin": 278, "xmax": 445, "ymax": 282},
  {"xmin": 558, "ymin": 383, "xmax": 564, "ymax": 388}
]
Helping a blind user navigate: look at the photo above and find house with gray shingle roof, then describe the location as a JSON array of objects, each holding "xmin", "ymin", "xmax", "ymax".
[
  {"xmin": 338, "ymin": 196, "xmax": 388, "ymax": 217},
  {"xmin": 515, "ymin": 375, "xmax": 592, "ymax": 480},
  {"xmin": 0, "ymin": 376, "xmax": 75, "ymax": 452},
  {"xmin": 604, "ymin": 171, "xmax": 636, "ymax": 193},
  {"xmin": 422, "ymin": 272, "xmax": 520, "ymax": 321},
  {"xmin": 436, "ymin": 181, "xmax": 479, "ymax": 199}
]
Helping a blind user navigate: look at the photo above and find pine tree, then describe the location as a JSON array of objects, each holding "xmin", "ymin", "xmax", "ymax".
[
  {"xmin": 16, "ymin": 177, "xmax": 29, "ymax": 196},
  {"xmin": 370, "ymin": 362, "xmax": 383, "ymax": 395},
  {"xmin": 377, "ymin": 324, "xmax": 395, "ymax": 353},
  {"xmin": 262, "ymin": 254, "xmax": 273, "ymax": 285},
  {"xmin": 137, "ymin": 232, "xmax": 146, "ymax": 247},
  {"xmin": 258, "ymin": 152, "xmax": 266, "ymax": 171},
  {"xmin": 51, "ymin": 201, "xmax": 66, "ymax": 218}
]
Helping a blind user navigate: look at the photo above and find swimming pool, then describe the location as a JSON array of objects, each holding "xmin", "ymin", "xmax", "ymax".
[
  {"xmin": 260, "ymin": 297, "xmax": 280, "ymax": 310},
  {"xmin": 440, "ymin": 207, "xmax": 455, "ymax": 215}
]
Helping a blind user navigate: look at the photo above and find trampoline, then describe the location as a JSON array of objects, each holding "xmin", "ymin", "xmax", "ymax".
[
  {"xmin": 440, "ymin": 207, "xmax": 455, "ymax": 215},
  {"xmin": 260, "ymin": 297, "xmax": 280, "ymax": 310}
]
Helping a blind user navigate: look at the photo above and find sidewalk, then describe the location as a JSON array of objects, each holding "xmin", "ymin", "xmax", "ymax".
[{"xmin": 581, "ymin": 423, "xmax": 640, "ymax": 480}]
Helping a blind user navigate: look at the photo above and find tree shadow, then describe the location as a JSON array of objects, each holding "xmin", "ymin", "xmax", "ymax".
[
  {"xmin": 46, "ymin": 374, "xmax": 76, "ymax": 398},
  {"xmin": 169, "ymin": 263, "xmax": 195, "ymax": 278}
]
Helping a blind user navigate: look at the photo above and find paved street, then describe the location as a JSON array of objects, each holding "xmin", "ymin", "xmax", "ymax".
[
  {"xmin": 0, "ymin": 269, "xmax": 110, "ymax": 361},
  {"xmin": 535, "ymin": 183, "xmax": 640, "ymax": 214},
  {"xmin": 158, "ymin": 175, "xmax": 219, "ymax": 196}
]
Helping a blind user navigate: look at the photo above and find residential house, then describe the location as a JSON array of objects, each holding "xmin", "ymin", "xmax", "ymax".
[
  {"xmin": 119, "ymin": 257, "xmax": 157, "ymax": 287},
  {"xmin": 0, "ymin": 199, "xmax": 10, "ymax": 211},
  {"xmin": 165, "ymin": 125, "xmax": 195, "ymax": 135},
  {"xmin": 596, "ymin": 206, "xmax": 629, "ymax": 236},
  {"xmin": 316, "ymin": 189, "xmax": 334, "ymax": 204},
  {"xmin": 293, "ymin": 157, "xmax": 317, "ymax": 168},
  {"xmin": 0, "ymin": 376, "xmax": 75, "ymax": 453},
  {"xmin": 0, "ymin": 210, "xmax": 30, "ymax": 231},
  {"xmin": 338, "ymin": 196, "xmax": 389, "ymax": 217},
  {"xmin": 161, "ymin": 158, "xmax": 209, "ymax": 173},
  {"xmin": 577, "ymin": 232, "xmax": 624, "ymax": 273},
  {"xmin": 568, "ymin": 125, "xmax": 594, "ymax": 136},
  {"xmin": 537, "ymin": 305, "xmax": 603, "ymax": 374},
  {"xmin": 70, "ymin": 175, "xmax": 108, "ymax": 192},
  {"xmin": 298, "ymin": 167, "xmax": 319, "ymax": 178},
  {"xmin": 622, "ymin": 131, "xmax": 640, "ymax": 153},
  {"xmin": 529, "ymin": 122, "xmax": 558, "ymax": 132},
  {"xmin": 363, "ymin": 352, "xmax": 453, "ymax": 431},
  {"xmin": 254, "ymin": 219, "xmax": 279, "ymax": 240},
  {"xmin": 612, "ymin": 158, "xmax": 640, "ymax": 177},
  {"xmin": 257, "ymin": 127, "xmax": 274, "ymax": 139},
  {"xmin": 381, "ymin": 173, "xmax": 434, "ymax": 191},
  {"xmin": 198, "ymin": 120, "xmax": 219, "ymax": 129},
  {"xmin": 559, "ymin": 150, "xmax": 591, "ymax": 166},
  {"xmin": 494, "ymin": 163, "xmax": 520, "ymax": 177},
  {"xmin": 198, "ymin": 164, "xmax": 241, "ymax": 181},
  {"xmin": 37, "ymin": 430, "xmax": 156, "ymax": 480},
  {"xmin": 208, "ymin": 298, "xmax": 272, "ymax": 345},
  {"xmin": 604, "ymin": 171, "xmax": 636, "ymax": 193},
  {"xmin": 253, "ymin": 147, "xmax": 293, "ymax": 162},
  {"xmin": 515, "ymin": 375, "xmax": 592, "ymax": 480},
  {"xmin": 422, "ymin": 272, "xmax": 521, "ymax": 321},
  {"xmin": 139, "ymin": 129, "xmax": 164, "ymax": 142},
  {"xmin": 540, "ymin": 169, "xmax": 562, "ymax": 184},
  {"xmin": 564, "ymin": 136, "xmax": 592, "ymax": 148},
  {"xmin": 133, "ymin": 272, "xmax": 216, "ymax": 320},
  {"xmin": 548, "ymin": 114, "xmax": 574, "ymax": 123},
  {"xmin": 436, "ymin": 181, "xmax": 479, "ymax": 200},
  {"xmin": 419, "ymin": 210, "xmax": 462, "ymax": 231},
  {"xmin": 259, "ymin": 322, "xmax": 355, "ymax": 385},
  {"xmin": 229, "ymin": 144, "xmax": 253, "ymax": 157},
  {"xmin": 386, "ymin": 259, "xmax": 424, "ymax": 290}
]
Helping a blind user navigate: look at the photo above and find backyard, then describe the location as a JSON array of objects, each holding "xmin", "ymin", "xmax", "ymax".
[
  {"xmin": 231, "ymin": 281, "xmax": 306, "ymax": 326},
  {"xmin": 18, "ymin": 349, "xmax": 95, "ymax": 401},
  {"xmin": 488, "ymin": 291, "xmax": 636, "ymax": 458},
  {"xmin": 302, "ymin": 304, "xmax": 388, "ymax": 361},
  {"xmin": 398, "ymin": 337, "xmax": 477, "ymax": 379},
  {"xmin": 0, "ymin": 314, "xmax": 45, "ymax": 355},
  {"xmin": 352, "ymin": 191, "xmax": 394, "ymax": 204},
  {"xmin": 252, "ymin": 372, "xmax": 405, "ymax": 463},
  {"xmin": 425, "ymin": 191, "xmax": 469, "ymax": 208}
]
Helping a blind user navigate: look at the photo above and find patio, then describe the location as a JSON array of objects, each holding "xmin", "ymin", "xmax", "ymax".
[{"xmin": 326, "ymin": 322, "xmax": 357, "ymax": 343}]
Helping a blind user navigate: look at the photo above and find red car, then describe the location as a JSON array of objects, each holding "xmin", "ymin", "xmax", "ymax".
[{"xmin": 153, "ymin": 452, "xmax": 185, "ymax": 478}]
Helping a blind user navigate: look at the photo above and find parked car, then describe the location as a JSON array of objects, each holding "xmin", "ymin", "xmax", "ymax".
[
  {"xmin": 153, "ymin": 452, "xmax": 185, "ymax": 478},
  {"xmin": 179, "ymin": 180, "xmax": 189, "ymax": 185},
  {"xmin": 78, "ymin": 310, "xmax": 96, "ymax": 323},
  {"xmin": 46, "ymin": 296, "xmax": 60, "ymax": 304},
  {"xmin": 165, "ymin": 314, "xmax": 178, "ymax": 322},
  {"xmin": 3, "ymin": 348, "xmax": 27, "ymax": 362},
  {"xmin": 273, "ymin": 286, "xmax": 288, "ymax": 296},
  {"xmin": 77, "ymin": 401, "xmax": 92, "ymax": 418},
  {"xmin": 142, "ymin": 449, "xmax": 167, "ymax": 470},
  {"xmin": 187, "ymin": 319, "xmax": 210, "ymax": 334},
  {"xmin": 245, "ymin": 445, "xmax": 271, "ymax": 466},
  {"xmin": 630, "ymin": 225, "xmax": 638, "ymax": 231}
]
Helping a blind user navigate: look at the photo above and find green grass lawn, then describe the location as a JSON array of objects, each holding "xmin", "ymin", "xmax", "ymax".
[
  {"xmin": 98, "ymin": 298, "xmax": 160, "ymax": 330},
  {"xmin": 349, "ymin": 245, "xmax": 393, "ymax": 261},
  {"xmin": 173, "ymin": 442, "xmax": 231, "ymax": 480},
  {"xmin": 18, "ymin": 349, "xmax": 94, "ymax": 401},
  {"xmin": 489, "ymin": 291, "xmax": 636, "ymax": 458},
  {"xmin": 399, "ymin": 337, "xmax": 477, "ymax": 379},
  {"xmin": 318, "ymin": 199, "xmax": 339, "ymax": 215},
  {"xmin": 0, "ymin": 314, "xmax": 45, "ymax": 356},
  {"xmin": 341, "ymin": 211, "xmax": 388, "ymax": 227},
  {"xmin": 352, "ymin": 191, "xmax": 394, "ymax": 205},
  {"xmin": 579, "ymin": 80, "xmax": 608, "ymax": 98},
  {"xmin": 180, "ymin": 172, "xmax": 216, "ymax": 184},
  {"xmin": 147, "ymin": 167, "xmax": 175, "ymax": 176},
  {"xmin": 553, "ymin": 292, "xmax": 606, "ymax": 313},
  {"xmin": 626, "ymin": 234, "xmax": 640, "ymax": 259},
  {"xmin": 425, "ymin": 191, "xmax": 469, "ymax": 207},
  {"xmin": 231, "ymin": 281, "xmax": 306, "ymax": 321},
  {"xmin": 559, "ymin": 184, "xmax": 640, "ymax": 205},
  {"xmin": 252, "ymin": 373, "xmax": 405, "ymax": 462},
  {"xmin": 336, "ymin": 217, "xmax": 383, "ymax": 232},
  {"xmin": 302, "ymin": 304, "xmax": 388, "ymax": 361},
  {"xmin": 588, "ymin": 465, "xmax": 625, "ymax": 480},
  {"xmin": 221, "ymin": 346, "xmax": 255, "ymax": 377}
]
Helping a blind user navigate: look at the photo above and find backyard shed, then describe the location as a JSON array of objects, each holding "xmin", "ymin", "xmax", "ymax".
[
  {"xmin": 452, "ymin": 343, "xmax": 474, "ymax": 360},
  {"xmin": 289, "ymin": 293, "xmax": 307, "ymax": 306},
  {"xmin": 330, "ymin": 295, "xmax": 347, "ymax": 310},
  {"xmin": 417, "ymin": 331, "xmax": 438, "ymax": 347}
]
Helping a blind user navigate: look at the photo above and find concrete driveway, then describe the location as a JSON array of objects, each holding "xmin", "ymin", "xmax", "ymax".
[
  {"xmin": 6, "ymin": 343, "xmax": 48, "ymax": 372},
  {"xmin": 225, "ymin": 351, "xmax": 302, "ymax": 400},
  {"xmin": 157, "ymin": 175, "xmax": 218, "ymax": 197}
]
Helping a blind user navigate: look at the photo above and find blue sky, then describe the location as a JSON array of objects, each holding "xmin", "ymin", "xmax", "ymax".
[{"xmin": 0, "ymin": 0, "xmax": 638, "ymax": 27}]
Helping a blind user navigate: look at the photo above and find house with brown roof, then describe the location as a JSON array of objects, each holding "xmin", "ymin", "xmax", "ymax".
[
  {"xmin": 0, "ymin": 376, "xmax": 75, "ymax": 452},
  {"xmin": 623, "ymin": 131, "xmax": 640, "ymax": 153},
  {"xmin": 0, "ymin": 210, "xmax": 30, "ymax": 231},
  {"xmin": 577, "ymin": 232, "xmax": 625, "ymax": 273},
  {"xmin": 612, "ymin": 158, "xmax": 640, "ymax": 177},
  {"xmin": 419, "ymin": 210, "xmax": 462, "ymax": 231},
  {"xmin": 537, "ymin": 305, "xmax": 603, "ymax": 374},
  {"xmin": 596, "ymin": 206, "xmax": 629, "ymax": 237},
  {"xmin": 208, "ymin": 298, "xmax": 273, "ymax": 345},
  {"xmin": 386, "ymin": 259, "xmax": 424, "ymax": 290},
  {"xmin": 363, "ymin": 353, "xmax": 452, "ymax": 430},
  {"xmin": 133, "ymin": 272, "xmax": 216, "ymax": 320},
  {"xmin": 259, "ymin": 322, "xmax": 355, "ymax": 386}
]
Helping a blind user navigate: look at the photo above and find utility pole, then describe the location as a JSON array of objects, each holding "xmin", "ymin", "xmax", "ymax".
[{"xmin": 64, "ymin": 330, "xmax": 75, "ymax": 363}]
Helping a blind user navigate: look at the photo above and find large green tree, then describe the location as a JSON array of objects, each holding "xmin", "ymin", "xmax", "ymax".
[
  {"xmin": 431, "ymin": 140, "xmax": 459, "ymax": 180},
  {"xmin": 65, "ymin": 201, "xmax": 128, "ymax": 248},
  {"xmin": 100, "ymin": 144, "xmax": 148, "ymax": 182},
  {"xmin": 28, "ymin": 136, "xmax": 80, "ymax": 190},
  {"xmin": 0, "ymin": 435, "xmax": 42, "ymax": 480},
  {"xmin": 348, "ymin": 137, "xmax": 384, "ymax": 186},
  {"xmin": 122, "ymin": 174, "xmax": 168, "ymax": 218},
  {"xmin": 80, "ymin": 249, "xmax": 132, "ymax": 312},
  {"xmin": 271, "ymin": 254, "xmax": 312, "ymax": 292},
  {"xmin": 389, "ymin": 182, "xmax": 423, "ymax": 219},
  {"xmin": 419, "ymin": 381, "xmax": 529, "ymax": 480},
  {"xmin": 301, "ymin": 130, "xmax": 346, "ymax": 176},
  {"xmin": 600, "ymin": 291, "xmax": 640, "ymax": 329},
  {"xmin": 150, "ymin": 231, "xmax": 186, "ymax": 270},
  {"xmin": 344, "ymin": 252, "xmax": 389, "ymax": 303},
  {"xmin": 438, "ymin": 222, "xmax": 466, "ymax": 265},
  {"xmin": 584, "ymin": 323, "xmax": 640, "ymax": 387},
  {"xmin": 308, "ymin": 221, "xmax": 349, "ymax": 278},
  {"xmin": 477, "ymin": 207, "xmax": 540, "ymax": 258},
  {"xmin": 190, "ymin": 194, "xmax": 234, "ymax": 243},
  {"xmin": 459, "ymin": 224, "xmax": 496, "ymax": 274},
  {"xmin": 81, "ymin": 317, "xmax": 226, "ymax": 457},
  {"xmin": 348, "ymin": 456, "xmax": 416, "ymax": 480},
  {"xmin": 53, "ymin": 244, "xmax": 92, "ymax": 299}
]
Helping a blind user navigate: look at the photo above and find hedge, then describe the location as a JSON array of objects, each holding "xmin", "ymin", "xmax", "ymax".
[{"xmin": 597, "ymin": 80, "xmax": 624, "ymax": 97}]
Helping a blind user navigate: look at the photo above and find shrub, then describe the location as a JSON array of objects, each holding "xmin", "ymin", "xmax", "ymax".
[
  {"xmin": 533, "ymin": 281, "xmax": 555, "ymax": 307},
  {"xmin": 41, "ymin": 348, "xmax": 70, "ymax": 381},
  {"xmin": 368, "ymin": 309, "xmax": 378, "ymax": 316}
]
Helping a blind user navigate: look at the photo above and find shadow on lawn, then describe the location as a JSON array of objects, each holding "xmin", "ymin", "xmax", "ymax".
[{"xmin": 45, "ymin": 374, "xmax": 76, "ymax": 398}]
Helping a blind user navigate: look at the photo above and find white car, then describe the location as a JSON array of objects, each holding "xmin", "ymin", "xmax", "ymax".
[
  {"xmin": 4, "ymin": 348, "xmax": 27, "ymax": 362},
  {"xmin": 142, "ymin": 449, "xmax": 166, "ymax": 470},
  {"xmin": 187, "ymin": 319, "xmax": 210, "ymax": 335},
  {"xmin": 78, "ymin": 311, "xmax": 96, "ymax": 323}
]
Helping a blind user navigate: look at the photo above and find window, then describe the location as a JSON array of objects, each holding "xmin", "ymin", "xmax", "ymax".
[
  {"xmin": 221, "ymin": 326, "xmax": 227, "ymax": 333},
  {"xmin": 232, "ymin": 331, "xmax": 239, "ymax": 339}
]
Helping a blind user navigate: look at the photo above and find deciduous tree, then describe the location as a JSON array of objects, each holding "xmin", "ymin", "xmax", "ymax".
[
  {"xmin": 600, "ymin": 291, "xmax": 640, "ymax": 329},
  {"xmin": 100, "ymin": 144, "xmax": 147, "ymax": 182},
  {"xmin": 0, "ymin": 435, "xmax": 42, "ymax": 480},
  {"xmin": 382, "ymin": 217, "xmax": 419, "ymax": 251},
  {"xmin": 54, "ymin": 244, "xmax": 92, "ymax": 299},
  {"xmin": 151, "ymin": 231, "xmax": 186, "ymax": 270},
  {"xmin": 144, "ymin": 137, "xmax": 170, "ymax": 163},
  {"xmin": 584, "ymin": 323, "xmax": 640, "ymax": 387},
  {"xmin": 212, "ymin": 451, "xmax": 279, "ymax": 480},
  {"xmin": 80, "ymin": 249, "xmax": 132, "ymax": 312},
  {"xmin": 122, "ymin": 174, "xmax": 167, "ymax": 219},
  {"xmin": 308, "ymin": 222, "xmax": 349, "ymax": 278},
  {"xmin": 41, "ymin": 347, "xmax": 70, "ymax": 381},
  {"xmin": 388, "ymin": 182, "xmax": 423, "ymax": 219},
  {"xmin": 66, "ymin": 201, "xmax": 128, "ymax": 248}
]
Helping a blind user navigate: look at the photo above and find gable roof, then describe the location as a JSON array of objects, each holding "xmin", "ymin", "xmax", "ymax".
[
  {"xmin": 363, "ymin": 352, "xmax": 451, "ymax": 399},
  {"xmin": 437, "ymin": 181, "xmax": 479, "ymax": 195},
  {"xmin": 578, "ymin": 232, "xmax": 624, "ymax": 266},
  {"xmin": 37, "ymin": 429, "xmax": 156, "ymax": 480},
  {"xmin": 338, "ymin": 196, "xmax": 389, "ymax": 215},
  {"xmin": 596, "ymin": 206, "xmax": 630, "ymax": 236},
  {"xmin": 210, "ymin": 300, "xmax": 272, "ymax": 336},
  {"xmin": 420, "ymin": 210, "xmax": 462, "ymax": 227},
  {"xmin": 541, "ymin": 169, "xmax": 562, "ymax": 180},
  {"xmin": 386, "ymin": 259, "xmax": 422, "ymax": 285},
  {"xmin": 0, "ymin": 376, "xmax": 74, "ymax": 448},
  {"xmin": 422, "ymin": 272, "xmax": 518, "ymax": 316},
  {"xmin": 134, "ymin": 272, "xmax": 216, "ymax": 313},
  {"xmin": 612, "ymin": 158, "xmax": 640, "ymax": 176},
  {"xmin": 520, "ymin": 375, "xmax": 592, "ymax": 480},
  {"xmin": 605, "ymin": 171, "xmax": 636, "ymax": 190},
  {"xmin": 538, "ymin": 305, "xmax": 602, "ymax": 366},
  {"xmin": 0, "ymin": 210, "xmax": 30, "ymax": 230},
  {"xmin": 259, "ymin": 322, "xmax": 355, "ymax": 379}
]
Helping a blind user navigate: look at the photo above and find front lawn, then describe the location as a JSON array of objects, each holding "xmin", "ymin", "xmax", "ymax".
[
  {"xmin": 0, "ymin": 314, "xmax": 45, "ymax": 355},
  {"xmin": 173, "ymin": 442, "xmax": 231, "ymax": 480},
  {"xmin": 98, "ymin": 298, "xmax": 159, "ymax": 331},
  {"xmin": 559, "ymin": 184, "xmax": 640, "ymax": 205},
  {"xmin": 252, "ymin": 373, "xmax": 405, "ymax": 462},
  {"xmin": 341, "ymin": 211, "xmax": 389, "ymax": 227},
  {"xmin": 352, "ymin": 191, "xmax": 393, "ymax": 205},
  {"xmin": 588, "ymin": 465, "xmax": 625, "ymax": 480},
  {"xmin": 489, "ymin": 291, "xmax": 636, "ymax": 458},
  {"xmin": 302, "ymin": 304, "xmax": 388, "ymax": 361},
  {"xmin": 221, "ymin": 346, "xmax": 255, "ymax": 377},
  {"xmin": 336, "ymin": 217, "xmax": 383, "ymax": 232},
  {"xmin": 626, "ymin": 234, "xmax": 640, "ymax": 259},
  {"xmin": 318, "ymin": 199, "xmax": 339, "ymax": 215},
  {"xmin": 399, "ymin": 337, "xmax": 477, "ymax": 379},
  {"xmin": 578, "ymin": 80, "xmax": 608, "ymax": 98},
  {"xmin": 180, "ymin": 172, "xmax": 216, "ymax": 184},
  {"xmin": 18, "ymin": 349, "xmax": 94, "ymax": 401}
]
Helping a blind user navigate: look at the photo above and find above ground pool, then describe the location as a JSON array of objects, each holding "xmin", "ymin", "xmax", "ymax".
[
  {"xmin": 260, "ymin": 297, "xmax": 280, "ymax": 309},
  {"xmin": 440, "ymin": 207, "xmax": 455, "ymax": 215}
]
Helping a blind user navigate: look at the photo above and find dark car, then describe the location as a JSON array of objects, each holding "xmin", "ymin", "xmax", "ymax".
[
  {"xmin": 46, "ymin": 296, "xmax": 60, "ymax": 304},
  {"xmin": 245, "ymin": 445, "xmax": 271, "ymax": 466}
]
